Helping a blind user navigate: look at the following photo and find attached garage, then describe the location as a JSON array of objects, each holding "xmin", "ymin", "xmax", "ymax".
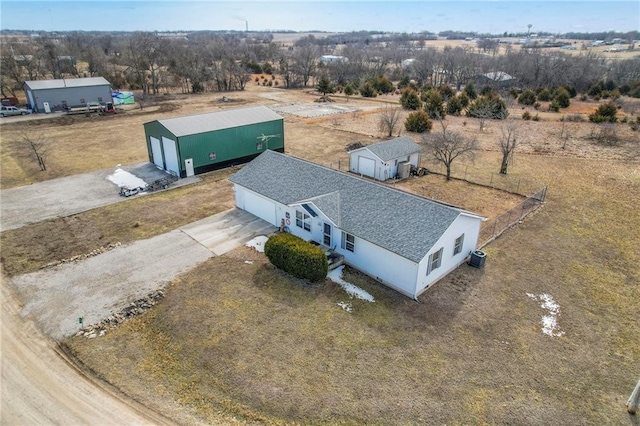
[
  {"xmin": 143, "ymin": 105, "xmax": 284, "ymax": 177},
  {"xmin": 239, "ymin": 188, "xmax": 277, "ymax": 224}
]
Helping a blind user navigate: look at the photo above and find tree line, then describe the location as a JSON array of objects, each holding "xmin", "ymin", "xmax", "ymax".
[{"xmin": 1, "ymin": 30, "xmax": 639, "ymax": 100}]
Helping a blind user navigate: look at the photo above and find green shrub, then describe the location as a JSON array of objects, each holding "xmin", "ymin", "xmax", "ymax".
[
  {"xmin": 537, "ymin": 88, "xmax": 552, "ymax": 101},
  {"xmin": 532, "ymin": 113, "xmax": 540, "ymax": 121},
  {"xmin": 404, "ymin": 110, "xmax": 433, "ymax": 133},
  {"xmin": 370, "ymin": 76, "xmax": 395, "ymax": 94},
  {"xmin": 466, "ymin": 95, "xmax": 509, "ymax": 120},
  {"xmin": 564, "ymin": 84, "xmax": 577, "ymax": 98},
  {"xmin": 518, "ymin": 89, "xmax": 537, "ymax": 106},
  {"xmin": 437, "ymin": 84, "xmax": 455, "ymax": 101},
  {"xmin": 480, "ymin": 85, "xmax": 496, "ymax": 97},
  {"xmin": 360, "ymin": 81, "xmax": 378, "ymax": 98},
  {"xmin": 397, "ymin": 76, "xmax": 411, "ymax": 90},
  {"xmin": 447, "ymin": 95, "xmax": 464, "ymax": 116},
  {"xmin": 422, "ymin": 89, "xmax": 446, "ymax": 119},
  {"xmin": 400, "ymin": 89, "xmax": 422, "ymax": 110},
  {"xmin": 533, "ymin": 102, "xmax": 541, "ymax": 110},
  {"xmin": 589, "ymin": 102, "xmax": 618, "ymax": 123},
  {"xmin": 464, "ymin": 81, "xmax": 478, "ymax": 99},
  {"xmin": 522, "ymin": 111, "xmax": 532, "ymax": 120},
  {"xmin": 264, "ymin": 233, "xmax": 328, "ymax": 283},
  {"xmin": 549, "ymin": 99, "xmax": 561, "ymax": 112},
  {"xmin": 553, "ymin": 88, "xmax": 571, "ymax": 108},
  {"xmin": 458, "ymin": 92, "xmax": 470, "ymax": 108},
  {"xmin": 344, "ymin": 84, "xmax": 355, "ymax": 96}
]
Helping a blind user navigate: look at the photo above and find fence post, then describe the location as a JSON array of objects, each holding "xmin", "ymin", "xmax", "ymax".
[
  {"xmin": 516, "ymin": 178, "xmax": 521, "ymax": 194},
  {"xmin": 521, "ymin": 199, "xmax": 527, "ymax": 219}
]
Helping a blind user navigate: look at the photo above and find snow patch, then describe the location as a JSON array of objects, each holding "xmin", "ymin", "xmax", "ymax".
[
  {"xmin": 245, "ymin": 235, "xmax": 268, "ymax": 253},
  {"xmin": 327, "ymin": 266, "xmax": 375, "ymax": 302},
  {"xmin": 527, "ymin": 293, "xmax": 565, "ymax": 337},
  {"xmin": 244, "ymin": 260, "xmax": 254, "ymax": 265},
  {"xmin": 337, "ymin": 301, "xmax": 353, "ymax": 312},
  {"xmin": 107, "ymin": 168, "xmax": 147, "ymax": 189}
]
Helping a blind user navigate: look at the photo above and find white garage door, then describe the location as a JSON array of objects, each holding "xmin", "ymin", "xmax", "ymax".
[
  {"xmin": 357, "ymin": 156, "xmax": 376, "ymax": 178},
  {"xmin": 243, "ymin": 190, "xmax": 277, "ymax": 225},
  {"xmin": 161, "ymin": 137, "xmax": 179, "ymax": 176},
  {"xmin": 150, "ymin": 137, "xmax": 163, "ymax": 168}
]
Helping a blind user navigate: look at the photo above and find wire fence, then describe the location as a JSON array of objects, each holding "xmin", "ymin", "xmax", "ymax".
[
  {"xmin": 421, "ymin": 160, "xmax": 544, "ymax": 197},
  {"xmin": 478, "ymin": 186, "xmax": 547, "ymax": 248}
]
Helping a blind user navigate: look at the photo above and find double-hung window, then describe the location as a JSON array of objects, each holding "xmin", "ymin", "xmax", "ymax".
[
  {"xmin": 427, "ymin": 248, "xmax": 443, "ymax": 275},
  {"xmin": 341, "ymin": 232, "xmax": 355, "ymax": 252},
  {"xmin": 296, "ymin": 211, "xmax": 311, "ymax": 231},
  {"xmin": 453, "ymin": 234, "xmax": 464, "ymax": 255}
]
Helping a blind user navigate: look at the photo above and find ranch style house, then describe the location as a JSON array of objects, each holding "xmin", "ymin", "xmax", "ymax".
[{"xmin": 229, "ymin": 150, "xmax": 485, "ymax": 299}]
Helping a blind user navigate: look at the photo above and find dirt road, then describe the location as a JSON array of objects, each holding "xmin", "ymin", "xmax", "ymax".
[{"xmin": 0, "ymin": 282, "xmax": 173, "ymax": 425}]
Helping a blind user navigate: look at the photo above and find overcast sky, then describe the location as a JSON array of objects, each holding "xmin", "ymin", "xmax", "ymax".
[{"xmin": 1, "ymin": 1, "xmax": 639, "ymax": 34}]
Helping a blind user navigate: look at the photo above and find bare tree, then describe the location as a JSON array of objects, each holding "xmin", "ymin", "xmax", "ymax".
[
  {"xmin": 498, "ymin": 121, "xmax": 519, "ymax": 174},
  {"xmin": 16, "ymin": 133, "xmax": 50, "ymax": 171},
  {"xmin": 422, "ymin": 121, "xmax": 479, "ymax": 180},
  {"xmin": 378, "ymin": 107, "xmax": 402, "ymax": 137}
]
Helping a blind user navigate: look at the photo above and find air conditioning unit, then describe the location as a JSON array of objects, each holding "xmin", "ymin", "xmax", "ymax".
[{"xmin": 397, "ymin": 161, "xmax": 411, "ymax": 179}]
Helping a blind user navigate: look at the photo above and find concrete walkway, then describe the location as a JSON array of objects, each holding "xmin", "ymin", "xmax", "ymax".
[
  {"xmin": 180, "ymin": 208, "xmax": 277, "ymax": 255},
  {"xmin": 0, "ymin": 163, "xmax": 199, "ymax": 231}
]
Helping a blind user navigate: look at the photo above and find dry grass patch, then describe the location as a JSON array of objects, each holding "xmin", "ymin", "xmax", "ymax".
[{"xmin": 66, "ymin": 153, "xmax": 640, "ymax": 425}]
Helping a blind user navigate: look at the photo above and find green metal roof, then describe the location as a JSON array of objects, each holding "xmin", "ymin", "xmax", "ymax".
[{"xmin": 154, "ymin": 105, "xmax": 283, "ymax": 138}]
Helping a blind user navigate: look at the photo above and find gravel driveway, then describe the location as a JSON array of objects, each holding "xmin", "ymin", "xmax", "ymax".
[
  {"xmin": 7, "ymin": 208, "xmax": 273, "ymax": 340},
  {"xmin": 0, "ymin": 163, "xmax": 198, "ymax": 231},
  {"xmin": 8, "ymin": 230, "xmax": 213, "ymax": 340}
]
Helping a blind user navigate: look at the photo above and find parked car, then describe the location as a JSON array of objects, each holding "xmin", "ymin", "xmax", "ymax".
[{"xmin": 0, "ymin": 106, "xmax": 31, "ymax": 117}]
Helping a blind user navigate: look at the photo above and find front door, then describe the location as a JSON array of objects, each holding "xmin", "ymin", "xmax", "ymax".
[
  {"xmin": 323, "ymin": 223, "xmax": 332, "ymax": 247},
  {"xmin": 185, "ymin": 158, "xmax": 194, "ymax": 177}
]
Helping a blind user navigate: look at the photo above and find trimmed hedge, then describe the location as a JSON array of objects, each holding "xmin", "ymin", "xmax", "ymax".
[{"xmin": 264, "ymin": 233, "xmax": 328, "ymax": 283}]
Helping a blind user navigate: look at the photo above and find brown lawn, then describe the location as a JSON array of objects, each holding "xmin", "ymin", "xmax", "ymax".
[{"xmin": 2, "ymin": 84, "xmax": 640, "ymax": 424}]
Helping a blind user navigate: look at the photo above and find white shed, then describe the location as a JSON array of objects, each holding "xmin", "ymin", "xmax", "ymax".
[
  {"xmin": 230, "ymin": 150, "xmax": 485, "ymax": 299},
  {"xmin": 349, "ymin": 136, "xmax": 421, "ymax": 181}
]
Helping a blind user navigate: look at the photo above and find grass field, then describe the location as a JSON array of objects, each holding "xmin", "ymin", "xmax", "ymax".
[
  {"xmin": 64, "ymin": 151, "xmax": 640, "ymax": 424},
  {"xmin": 3, "ymin": 85, "xmax": 640, "ymax": 424}
]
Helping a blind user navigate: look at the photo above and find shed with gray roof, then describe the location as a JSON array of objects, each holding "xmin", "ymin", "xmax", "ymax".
[
  {"xmin": 230, "ymin": 150, "xmax": 484, "ymax": 299},
  {"xmin": 143, "ymin": 106, "xmax": 284, "ymax": 177},
  {"xmin": 349, "ymin": 136, "xmax": 422, "ymax": 181},
  {"xmin": 23, "ymin": 77, "xmax": 112, "ymax": 113}
]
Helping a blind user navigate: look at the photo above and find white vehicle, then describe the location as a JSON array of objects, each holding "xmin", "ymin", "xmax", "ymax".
[{"xmin": 0, "ymin": 106, "xmax": 30, "ymax": 117}]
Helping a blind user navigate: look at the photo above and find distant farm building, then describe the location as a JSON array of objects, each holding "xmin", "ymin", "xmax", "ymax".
[
  {"xmin": 23, "ymin": 77, "xmax": 112, "ymax": 113},
  {"xmin": 472, "ymin": 72, "xmax": 517, "ymax": 90},
  {"xmin": 143, "ymin": 106, "xmax": 284, "ymax": 178},
  {"xmin": 319, "ymin": 55, "xmax": 348, "ymax": 63}
]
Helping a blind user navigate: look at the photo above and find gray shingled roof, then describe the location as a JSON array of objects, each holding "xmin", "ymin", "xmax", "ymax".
[
  {"xmin": 230, "ymin": 151, "xmax": 479, "ymax": 263},
  {"xmin": 24, "ymin": 77, "xmax": 111, "ymax": 90},
  {"xmin": 155, "ymin": 106, "xmax": 283, "ymax": 138},
  {"xmin": 356, "ymin": 136, "xmax": 421, "ymax": 162}
]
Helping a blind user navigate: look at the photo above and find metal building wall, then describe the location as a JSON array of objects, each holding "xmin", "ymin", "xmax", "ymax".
[
  {"xmin": 177, "ymin": 119, "xmax": 285, "ymax": 176},
  {"xmin": 26, "ymin": 85, "xmax": 112, "ymax": 112}
]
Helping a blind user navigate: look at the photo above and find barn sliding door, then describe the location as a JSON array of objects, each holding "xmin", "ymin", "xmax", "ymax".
[{"xmin": 161, "ymin": 137, "xmax": 180, "ymax": 176}]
